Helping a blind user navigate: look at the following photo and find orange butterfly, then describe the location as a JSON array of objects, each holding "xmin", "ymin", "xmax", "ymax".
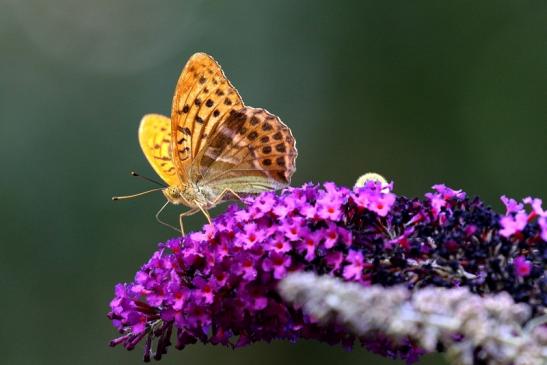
[{"xmin": 114, "ymin": 53, "xmax": 297, "ymax": 234}]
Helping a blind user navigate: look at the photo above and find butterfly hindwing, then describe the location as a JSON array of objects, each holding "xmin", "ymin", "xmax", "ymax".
[
  {"xmin": 170, "ymin": 53, "xmax": 244, "ymax": 182},
  {"xmin": 138, "ymin": 114, "xmax": 179, "ymax": 186},
  {"xmin": 192, "ymin": 107, "xmax": 297, "ymax": 195}
]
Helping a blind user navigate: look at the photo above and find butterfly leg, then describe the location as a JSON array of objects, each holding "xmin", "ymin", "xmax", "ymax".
[
  {"xmin": 179, "ymin": 207, "xmax": 200, "ymax": 235},
  {"xmin": 182, "ymin": 190, "xmax": 242, "ymax": 232},
  {"xmin": 155, "ymin": 201, "xmax": 184, "ymax": 233},
  {"xmin": 196, "ymin": 204, "xmax": 212, "ymax": 225},
  {"xmin": 210, "ymin": 188, "xmax": 242, "ymax": 206}
]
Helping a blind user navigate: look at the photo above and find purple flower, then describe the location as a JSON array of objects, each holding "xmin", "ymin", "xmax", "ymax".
[
  {"xmin": 499, "ymin": 211, "xmax": 528, "ymax": 237},
  {"xmin": 317, "ymin": 199, "xmax": 343, "ymax": 221},
  {"xmin": 266, "ymin": 233, "xmax": 292, "ymax": 253},
  {"xmin": 272, "ymin": 200, "xmax": 293, "ymax": 219},
  {"xmin": 262, "ymin": 252, "xmax": 292, "ymax": 279},
  {"xmin": 236, "ymin": 223, "xmax": 264, "ymax": 249},
  {"xmin": 501, "ymin": 195, "xmax": 524, "ymax": 214},
  {"xmin": 282, "ymin": 218, "xmax": 304, "ymax": 241},
  {"xmin": 523, "ymin": 196, "xmax": 546, "ymax": 217},
  {"xmin": 539, "ymin": 216, "xmax": 547, "ymax": 241},
  {"xmin": 352, "ymin": 180, "xmax": 396, "ymax": 217},
  {"xmin": 343, "ymin": 250, "xmax": 365, "ymax": 280},
  {"xmin": 108, "ymin": 182, "xmax": 546, "ymax": 363},
  {"xmin": 192, "ymin": 277, "xmax": 215, "ymax": 304},
  {"xmin": 235, "ymin": 253, "xmax": 258, "ymax": 281},
  {"xmin": 251, "ymin": 192, "xmax": 276, "ymax": 214},
  {"xmin": 431, "ymin": 184, "xmax": 466, "ymax": 200},
  {"xmin": 513, "ymin": 256, "xmax": 532, "ymax": 278},
  {"xmin": 499, "ymin": 195, "xmax": 547, "ymax": 238},
  {"xmin": 297, "ymin": 228, "xmax": 321, "ymax": 261},
  {"xmin": 325, "ymin": 251, "xmax": 344, "ymax": 273},
  {"xmin": 323, "ymin": 222, "xmax": 339, "ymax": 249}
]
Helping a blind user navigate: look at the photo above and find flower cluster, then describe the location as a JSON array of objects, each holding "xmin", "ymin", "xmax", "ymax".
[
  {"xmin": 108, "ymin": 181, "xmax": 546, "ymax": 363},
  {"xmin": 279, "ymin": 272, "xmax": 547, "ymax": 365}
]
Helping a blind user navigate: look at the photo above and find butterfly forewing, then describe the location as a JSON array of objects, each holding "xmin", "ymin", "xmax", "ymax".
[
  {"xmin": 138, "ymin": 114, "xmax": 179, "ymax": 186},
  {"xmin": 192, "ymin": 107, "xmax": 297, "ymax": 195},
  {"xmin": 171, "ymin": 53, "xmax": 244, "ymax": 182}
]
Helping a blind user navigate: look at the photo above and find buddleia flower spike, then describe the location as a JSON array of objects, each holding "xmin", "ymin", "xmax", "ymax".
[
  {"xmin": 108, "ymin": 178, "xmax": 546, "ymax": 364},
  {"xmin": 279, "ymin": 272, "xmax": 547, "ymax": 365}
]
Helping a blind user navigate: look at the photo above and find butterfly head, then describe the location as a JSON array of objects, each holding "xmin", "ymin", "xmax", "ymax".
[{"xmin": 163, "ymin": 186, "xmax": 188, "ymax": 205}]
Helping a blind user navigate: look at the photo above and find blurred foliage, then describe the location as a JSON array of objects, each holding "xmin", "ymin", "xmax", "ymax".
[{"xmin": 0, "ymin": 1, "xmax": 545, "ymax": 364}]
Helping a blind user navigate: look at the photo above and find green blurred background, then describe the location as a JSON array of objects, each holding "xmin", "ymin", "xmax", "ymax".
[{"xmin": 1, "ymin": 1, "xmax": 546, "ymax": 364}]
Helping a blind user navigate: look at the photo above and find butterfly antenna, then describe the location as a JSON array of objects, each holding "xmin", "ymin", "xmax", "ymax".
[
  {"xmin": 155, "ymin": 201, "xmax": 181, "ymax": 233},
  {"xmin": 131, "ymin": 171, "xmax": 167, "ymax": 187},
  {"xmin": 112, "ymin": 187, "xmax": 164, "ymax": 201}
]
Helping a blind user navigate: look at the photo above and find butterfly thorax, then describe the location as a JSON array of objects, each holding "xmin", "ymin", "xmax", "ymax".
[{"xmin": 162, "ymin": 183, "xmax": 216, "ymax": 208}]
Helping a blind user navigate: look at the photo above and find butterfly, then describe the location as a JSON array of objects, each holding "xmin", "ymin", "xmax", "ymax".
[{"xmin": 115, "ymin": 53, "xmax": 297, "ymax": 234}]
